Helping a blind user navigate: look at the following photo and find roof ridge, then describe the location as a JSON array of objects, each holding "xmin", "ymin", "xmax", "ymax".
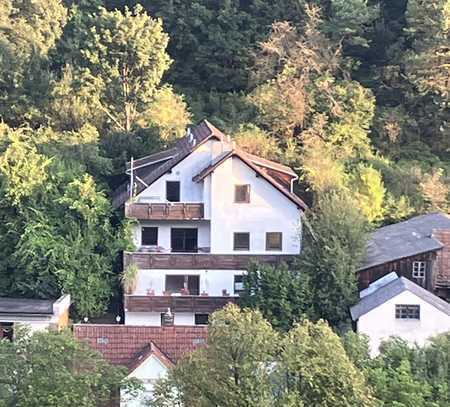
[{"xmin": 351, "ymin": 277, "xmax": 450, "ymax": 320}]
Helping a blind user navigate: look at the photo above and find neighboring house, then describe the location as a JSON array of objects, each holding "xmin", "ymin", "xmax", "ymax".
[
  {"xmin": 113, "ymin": 120, "xmax": 306, "ymax": 326},
  {"xmin": 351, "ymin": 273, "xmax": 450, "ymax": 356},
  {"xmin": 0, "ymin": 294, "xmax": 71, "ymax": 339},
  {"xmin": 74, "ymin": 324, "xmax": 208, "ymax": 406},
  {"xmin": 358, "ymin": 213, "xmax": 450, "ymax": 300}
]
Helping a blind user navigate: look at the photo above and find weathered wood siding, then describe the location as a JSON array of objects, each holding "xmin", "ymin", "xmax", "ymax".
[{"xmin": 358, "ymin": 251, "xmax": 437, "ymax": 292}]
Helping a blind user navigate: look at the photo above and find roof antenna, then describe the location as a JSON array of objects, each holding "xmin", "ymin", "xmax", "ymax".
[{"xmin": 129, "ymin": 156, "xmax": 134, "ymax": 200}]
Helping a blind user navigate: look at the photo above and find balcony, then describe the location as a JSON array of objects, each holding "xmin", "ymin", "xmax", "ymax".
[
  {"xmin": 124, "ymin": 295, "xmax": 236, "ymax": 313},
  {"xmin": 125, "ymin": 202, "xmax": 204, "ymax": 220},
  {"xmin": 124, "ymin": 252, "xmax": 296, "ymax": 270}
]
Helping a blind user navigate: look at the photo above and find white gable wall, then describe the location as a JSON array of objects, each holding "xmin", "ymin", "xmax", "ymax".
[
  {"xmin": 136, "ymin": 140, "xmax": 227, "ymax": 205},
  {"xmin": 121, "ymin": 354, "xmax": 169, "ymax": 407},
  {"xmin": 357, "ymin": 290, "xmax": 450, "ymax": 356},
  {"xmin": 209, "ymin": 157, "xmax": 301, "ymax": 254}
]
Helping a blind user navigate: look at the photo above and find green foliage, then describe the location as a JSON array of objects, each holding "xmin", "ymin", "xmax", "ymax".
[
  {"xmin": 151, "ymin": 304, "xmax": 279, "ymax": 407},
  {"xmin": 298, "ymin": 192, "xmax": 368, "ymax": 329},
  {"xmin": 342, "ymin": 333, "xmax": 450, "ymax": 407},
  {"xmin": 0, "ymin": 0, "xmax": 67, "ymax": 126},
  {"xmin": 279, "ymin": 320, "xmax": 375, "ymax": 406},
  {"xmin": 0, "ymin": 125, "xmax": 128, "ymax": 318},
  {"xmin": 233, "ymin": 124, "xmax": 281, "ymax": 160},
  {"xmin": 58, "ymin": 4, "xmax": 173, "ymax": 133},
  {"xmin": 0, "ymin": 328, "xmax": 141, "ymax": 407},
  {"xmin": 151, "ymin": 305, "xmax": 375, "ymax": 407},
  {"xmin": 239, "ymin": 262, "xmax": 311, "ymax": 331}
]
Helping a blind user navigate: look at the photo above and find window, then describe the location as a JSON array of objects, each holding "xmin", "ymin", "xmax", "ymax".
[
  {"xmin": 171, "ymin": 228, "xmax": 198, "ymax": 252},
  {"xmin": 234, "ymin": 185, "xmax": 250, "ymax": 203},
  {"xmin": 233, "ymin": 233, "xmax": 250, "ymax": 251},
  {"xmin": 395, "ymin": 304, "xmax": 420, "ymax": 319},
  {"xmin": 166, "ymin": 181, "xmax": 180, "ymax": 202},
  {"xmin": 266, "ymin": 232, "xmax": 282, "ymax": 251},
  {"xmin": 165, "ymin": 275, "xmax": 200, "ymax": 295},
  {"xmin": 0, "ymin": 322, "xmax": 13, "ymax": 341},
  {"xmin": 141, "ymin": 227, "xmax": 158, "ymax": 246},
  {"xmin": 412, "ymin": 261, "xmax": 426, "ymax": 279},
  {"xmin": 234, "ymin": 275, "xmax": 244, "ymax": 295},
  {"xmin": 195, "ymin": 314, "xmax": 209, "ymax": 325}
]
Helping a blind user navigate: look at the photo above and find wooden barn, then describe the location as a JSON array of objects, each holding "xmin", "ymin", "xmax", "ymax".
[{"xmin": 358, "ymin": 213, "xmax": 450, "ymax": 301}]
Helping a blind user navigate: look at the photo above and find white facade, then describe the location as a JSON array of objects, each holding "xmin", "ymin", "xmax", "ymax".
[
  {"xmin": 132, "ymin": 140, "xmax": 302, "ymax": 255},
  {"xmin": 356, "ymin": 290, "xmax": 450, "ymax": 356},
  {"xmin": 125, "ymin": 134, "xmax": 303, "ymax": 327},
  {"xmin": 121, "ymin": 354, "xmax": 169, "ymax": 407}
]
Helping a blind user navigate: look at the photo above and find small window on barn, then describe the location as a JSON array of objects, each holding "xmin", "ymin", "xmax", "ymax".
[
  {"xmin": 234, "ymin": 185, "xmax": 250, "ymax": 203},
  {"xmin": 166, "ymin": 181, "xmax": 180, "ymax": 202},
  {"xmin": 266, "ymin": 232, "xmax": 282, "ymax": 251},
  {"xmin": 195, "ymin": 314, "xmax": 209, "ymax": 325},
  {"xmin": 233, "ymin": 233, "xmax": 250, "ymax": 251},
  {"xmin": 234, "ymin": 275, "xmax": 244, "ymax": 295},
  {"xmin": 395, "ymin": 304, "xmax": 420, "ymax": 320},
  {"xmin": 412, "ymin": 261, "xmax": 426, "ymax": 279},
  {"xmin": 141, "ymin": 227, "xmax": 158, "ymax": 246}
]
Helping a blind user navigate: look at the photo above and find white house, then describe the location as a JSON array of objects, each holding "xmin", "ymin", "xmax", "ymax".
[
  {"xmin": 113, "ymin": 120, "xmax": 306, "ymax": 327},
  {"xmin": 74, "ymin": 324, "xmax": 208, "ymax": 407},
  {"xmin": 0, "ymin": 294, "xmax": 71, "ymax": 339},
  {"xmin": 350, "ymin": 273, "xmax": 450, "ymax": 356},
  {"xmin": 120, "ymin": 342, "xmax": 174, "ymax": 407}
]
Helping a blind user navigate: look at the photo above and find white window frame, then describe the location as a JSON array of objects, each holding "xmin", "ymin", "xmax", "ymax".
[{"xmin": 412, "ymin": 261, "xmax": 426, "ymax": 279}]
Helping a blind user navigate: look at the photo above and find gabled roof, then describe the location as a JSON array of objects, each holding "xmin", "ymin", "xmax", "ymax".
[
  {"xmin": 350, "ymin": 276, "xmax": 450, "ymax": 320},
  {"xmin": 192, "ymin": 149, "xmax": 307, "ymax": 210},
  {"xmin": 245, "ymin": 152, "xmax": 297, "ymax": 177},
  {"xmin": 74, "ymin": 324, "xmax": 208, "ymax": 368},
  {"xmin": 360, "ymin": 213, "xmax": 450, "ymax": 270},
  {"xmin": 128, "ymin": 342, "xmax": 174, "ymax": 373},
  {"xmin": 112, "ymin": 120, "xmax": 227, "ymax": 208},
  {"xmin": 0, "ymin": 297, "xmax": 54, "ymax": 315}
]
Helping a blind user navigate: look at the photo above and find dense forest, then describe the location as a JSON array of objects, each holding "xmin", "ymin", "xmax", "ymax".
[{"xmin": 0, "ymin": 0, "xmax": 448, "ymax": 318}]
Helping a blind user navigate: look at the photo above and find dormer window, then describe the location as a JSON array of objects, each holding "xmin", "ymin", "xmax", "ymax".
[
  {"xmin": 234, "ymin": 185, "xmax": 250, "ymax": 203},
  {"xmin": 412, "ymin": 261, "xmax": 426, "ymax": 279},
  {"xmin": 166, "ymin": 181, "xmax": 180, "ymax": 202}
]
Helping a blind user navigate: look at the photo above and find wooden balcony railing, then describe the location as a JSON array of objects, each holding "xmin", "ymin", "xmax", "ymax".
[
  {"xmin": 125, "ymin": 202, "xmax": 204, "ymax": 220},
  {"xmin": 124, "ymin": 252, "xmax": 296, "ymax": 270},
  {"xmin": 125, "ymin": 295, "xmax": 236, "ymax": 313}
]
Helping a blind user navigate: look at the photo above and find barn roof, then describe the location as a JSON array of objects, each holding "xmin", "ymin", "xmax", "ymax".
[
  {"xmin": 360, "ymin": 213, "xmax": 450, "ymax": 270},
  {"xmin": 350, "ymin": 276, "xmax": 450, "ymax": 320}
]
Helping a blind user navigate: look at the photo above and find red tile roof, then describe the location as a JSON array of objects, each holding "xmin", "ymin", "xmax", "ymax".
[
  {"xmin": 74, "ymin": 324, "xmax": 208, "ymax": 369},
  {"xmin": 127, "ymin": 341, "xmax": 174, "ymax": 372}
]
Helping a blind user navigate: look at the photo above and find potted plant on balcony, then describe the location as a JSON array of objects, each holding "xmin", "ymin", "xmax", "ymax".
[
  {"xmin": 222, "ymin": 289, "xmax": 230, "ymax": 297},
  {"xmin": 121, "ymin": 264, "xmax": 139, "ymax": 295},
  {"xmin": 200, "ymin": 290, "xmax": 209, "ymax": 296},
  {"xmin": 146, "ymin": 288, "xmax": 155, "ymax": 296},
  {"xmin": 180, "ymin": 287, "xmax": 190, "ymax": 295}
]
